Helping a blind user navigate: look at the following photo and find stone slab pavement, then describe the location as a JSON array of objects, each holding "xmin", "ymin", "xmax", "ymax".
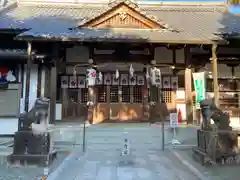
[
  {"xmin": 171, "ymin": 148, "xmax": 240, "ymax": 180},
  {"xmin": 48, "ymin": 148, "xmax": 199, "ymax": 180},
  {"xmin": 46, "ymin": 123, "xmax": 201, "ymax": 180}
]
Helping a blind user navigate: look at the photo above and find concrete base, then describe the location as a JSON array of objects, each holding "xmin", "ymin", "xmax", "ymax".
[
  {"xmin": 7, "ymin": 151, "xmax": 57, "ymax": 166},
  {"xmin": 7, "ymin": 130, "xmax": 57, "ymax": 166},
  {"xmin": 192, "ymin": 147, "xmax": 213, "ymax": 166}
]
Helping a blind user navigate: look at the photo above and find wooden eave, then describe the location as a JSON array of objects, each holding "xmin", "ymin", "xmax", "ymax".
[
  {"xmin": 79, "ymin": 3, "xmax": 164, "ymax": 29},
  {"xmin": 15, "ymin": 34, "xmax": 227, "ymax": 45}
]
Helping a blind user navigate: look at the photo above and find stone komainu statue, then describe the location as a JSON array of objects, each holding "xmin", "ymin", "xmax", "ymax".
[
  {"xmin": 8, "ymin": 97, "xmax": 56, "ymax": 166},
  {"xmin": 200, "ymin": 99, "xmax": 238, "ymax": 159},
  {"xmin": 200, "ymin": 99, "xmax": 231, "ymax": 130},
  {"xmin": 19, "ymin": 98, "xmax": 50, "ymax": 132}
]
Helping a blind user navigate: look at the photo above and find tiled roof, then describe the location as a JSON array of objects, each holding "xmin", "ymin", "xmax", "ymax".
[
  {"xmin": 0, "ymin": 2, "xmax": 238, "ymax": 43},
  {"xmin": 18, "ymin": 28, "xmax": 192, "ymax": 43}
]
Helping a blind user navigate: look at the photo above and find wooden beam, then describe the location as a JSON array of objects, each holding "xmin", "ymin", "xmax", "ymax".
[
  {"xmin": 93, "ymin": 54, "xmax": 152, "ymax": 62},
  {"xmin": 211, "ymin": 44, "xmax": 219, "ymax": 107},
  {"xmin": 24, "ymin": 42, "xmax": 32, "ymax": 112}
]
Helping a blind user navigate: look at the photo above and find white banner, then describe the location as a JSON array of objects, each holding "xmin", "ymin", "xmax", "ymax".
[
  {"xmin": 162, "ymin": 76, "xmax": 171, "ymax": 88},
  {"xmin": 69, "ymin": 76, "xmax": 77, "ymax": 88},
  {"xmin": 121, "ymin": 74, "xmax": 128, "ymax": 85},
  {"xmin": 129, "ymin": 75, "xmax": 137, "ymax": 85},
  {"xmin": 104, "ymin": 73, "xmax": 112, "ymax": 85},
  {"xmin": 112, "ymin": 74, "xmax": 119, "ymax": 85},
  {"xmin": 77, "ymin": 76, "xmax": 85, "ymax": 88},
  {"xmin": 137, "ymin": 75, "xmax": 144, "ymax": 85},
  {"xmin": 61, "ymin": 76, "xmax": 68, "ymax": 88},
  {"xmin": 171, "ymin": 76, "xmax": 178, "ymax": 90},
  {"xmin": 86, "ymin": 68, "xmax": 97, "ymax": 86},
  {"xmin": 151, "ymin": 68, "xmax": 161, "ymax": 86}
]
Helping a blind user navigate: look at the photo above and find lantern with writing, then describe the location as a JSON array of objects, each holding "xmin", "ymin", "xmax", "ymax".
[{"xmin": 86, "ymin": 68, "xmax": 97, "ymax": 86}]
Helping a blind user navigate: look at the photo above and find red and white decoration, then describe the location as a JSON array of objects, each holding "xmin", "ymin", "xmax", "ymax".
[
  {"xmin": 86, "ymin": 68, "xmax": 97, "ymax": 86},
  {"xmin": 137, "ymin": 75, "xmax": 144, "ymax": 85},
  {"xmin": 112, "ymin": 74, "xmax": 119, "ymax": 85},
  {"xmin": 121, "ymin": 74, "xmax": 128, "ymax": 85},
  {"xmin": 162, "ymin": 76, "xmax": 171, "ymax": 88},
  {"xmin": 77, "ymin": 76, "xmax": 85, "ymax": 88},
  {"xmin": 104, "ymin": 73, "xmax": 112, "ymax": 85},
  {"xmin": 69, "ymin": 76, "xmax": 77, "ymax": 88},
  {"xmin": 61, "ymin": 76, "xmax": 68, "ymax": 88},
  {"xmin": 129, "ymin": 75, "xmax": 137, "ymax": 85},
  {"xmin": 171, "ymin": 76, "xmax": 178, "ymax": 90}
]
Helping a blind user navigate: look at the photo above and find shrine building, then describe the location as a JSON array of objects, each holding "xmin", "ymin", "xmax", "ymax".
[{"xmin": 0, "ymin": 0, "xmax": 240, "ymax": 134}]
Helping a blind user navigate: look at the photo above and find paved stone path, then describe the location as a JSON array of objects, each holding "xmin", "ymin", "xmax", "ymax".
[
  {"xmin": 51, "ymin": 148, "xmax": 199, "ymax": 180},
  {"xmin": 48, "ymin": 124, "xmax": 199, "ymax": 180},
  {"xmin": 0, "ymin": 123, "xmax": 205, "ymax": 180}
]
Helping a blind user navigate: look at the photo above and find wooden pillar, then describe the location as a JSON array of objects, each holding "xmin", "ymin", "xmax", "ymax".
[
  {"xmin": 172, "ymin": 47, "xmax": 177, "ymax": 110},
  {"xmin": 49, "ymin": 44, "xmax": 59, "ymax": 124},
  {"xmin": 24, "ymin": 42, "xmax": 32, "ymax": 113},
  {"xmin": 211, "ymin": 44, "xmax": 219, "ymax": 107},
  {"xmin": 49, "ymin": 65, "xmax": 57, "ymax": 124},
  {"xmin": 37, "ymin": 64, "xmax": 42, "ymax": 98},
  {"xmin": 142, "ymin": 66, "xmax": 149, "ymax": 120},
  {"xmin": 20, "ymin": 63, "xmax": 24, "ymax": 98},
  {"xmin": 184, "ymin": 47, "xmax": 193, "ymax": 124},
  {"xmin": 87, "ymin": 47, "xmax": 95, "ymax": 124}
]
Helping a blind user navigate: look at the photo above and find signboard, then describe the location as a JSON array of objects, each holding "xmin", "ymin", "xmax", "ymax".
[
  {"xmin": 170, "ymin": 113, "xmax": 178, "ymax": 128},
  {"xmin": 193, "ymin": 72, "xmax": 206, "ymax": 109},
  {"xmin": 77, "ymin": 76, "xmax": 85, "ymax": 88},
  {"xmin": 61, "ymin": 76, "xmax": 68, "ymax": 88},
  {"xmin": 104, "ymin": 73, "xmax": 111, "ymax": 85},
  {"xmin": 137, "ymin": 75, "xmax": 144, "ymax": 85},
  {"xmin": 121, "ymin": 74, "xmax": 128, "ymax": 86},
  {"xmin": 162, "ymin": 76, "xmax": 171, "ymax": 88},
  {"xmin": 69, "ymin": 76, "xmax": 77, "ymax": 88},
  {"xmin": 171, "ymin": 76, "xmax": 178, "ymax": 90}
]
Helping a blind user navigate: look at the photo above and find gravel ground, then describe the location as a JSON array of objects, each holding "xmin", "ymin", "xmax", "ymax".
[{"xmin": 0, "ymin": 152, "xmax": 69, "ymax": 180}]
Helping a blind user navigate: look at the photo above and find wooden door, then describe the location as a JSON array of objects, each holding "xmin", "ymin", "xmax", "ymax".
[{"xmin": 62, "ymin": 89, "xmax": 88, "ymax": 121}]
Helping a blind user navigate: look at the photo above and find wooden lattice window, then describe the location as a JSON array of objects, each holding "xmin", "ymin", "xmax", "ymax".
[
  {"xmin": 81, "ymin": 88, "xmax": 88, "ymax": 103},
  {"xmin": 122, "ymin": 86, "xmax": 130, "ymax": 103},
  {"xmin": 97, "ymin": 85, "xmax": 107, "ymax": 103},
  {"xmin": 133, "ymin": 86, "xmax": 143, "ymax": 103},
  {"xmin": 110, "ymin": 86, "xmax": 119, "ymax": 103},
  {"xmin": 161, "ymin": 89, "xmax": 172, "ymax": 103}
]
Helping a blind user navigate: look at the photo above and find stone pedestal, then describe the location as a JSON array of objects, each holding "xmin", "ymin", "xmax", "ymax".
[
  {"xmin": 7, "ymin": 131, "xmax": 57, "ymax": 166},
  {"xmin": 192, "ymin": 129, "xmax": 239, "ymax": 165}
]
